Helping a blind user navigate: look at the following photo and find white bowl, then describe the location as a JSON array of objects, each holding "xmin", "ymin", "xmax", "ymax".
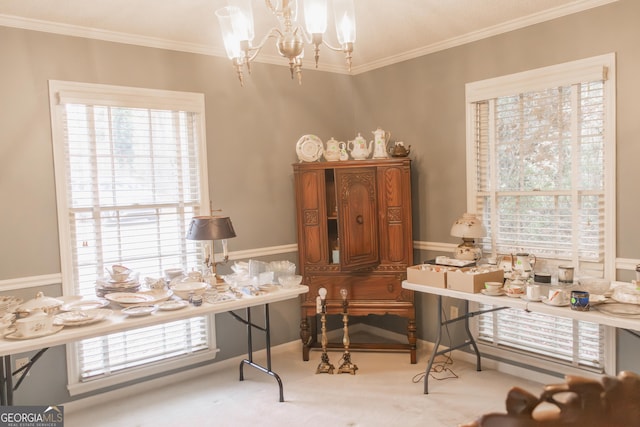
[
  {"xmin": 170, "ymin": 282, "xmax": 209, "ymax": 300},
  {"xmin": 278, "ymin": 275, "xmax": 303, "ymax": 288}
]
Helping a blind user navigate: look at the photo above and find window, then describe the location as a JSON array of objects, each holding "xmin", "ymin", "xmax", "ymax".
[
  {"xmin": 49, "ymin": 81, "xmax": 215, "ymax": 394},
  {"xmin": 465, "ymin": 54, "xmax": 616, "ymax": 374}
]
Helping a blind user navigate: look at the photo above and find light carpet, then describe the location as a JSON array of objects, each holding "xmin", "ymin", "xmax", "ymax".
[{"xmin": 64, "ymin": 340, "xmax": 544, "ymax": 427}]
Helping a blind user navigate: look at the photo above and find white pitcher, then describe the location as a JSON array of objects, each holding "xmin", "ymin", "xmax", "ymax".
[
  {"xmin": 513, "ymin": 253, "xmax": 536, "ymax": 273},
  {"xmin": 371, "ymin": 127, "xmax": 390, "ymax": 159}
]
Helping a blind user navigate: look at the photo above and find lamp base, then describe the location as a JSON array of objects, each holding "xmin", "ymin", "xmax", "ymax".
[{"xmin": 454, "ymin": 239, "xmax": 482, "ymax": 261}]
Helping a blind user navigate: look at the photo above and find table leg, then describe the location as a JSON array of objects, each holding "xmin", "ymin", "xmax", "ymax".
[
  {"xmin": 423, "ymin": 297, "xmax": 505, "ymax": 393},
  {"xmin": 0, "ymin": 356, "xmax": 8, "ymax": 406},
  {"xmin": 231, "ymin": 304, "xmax": 285, "ymax": 402},
  {"xmin": 464, "ymin": 300, "xmax": 481, "ymax": 372},
  {"xmin": 423, "ymin": 296, "xmax": 443, "ymax": 394}
]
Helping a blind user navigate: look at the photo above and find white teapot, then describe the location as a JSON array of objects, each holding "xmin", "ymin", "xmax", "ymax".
[
  {"xmin": 371, "ymin": 127, "xmax": 390, "ymax": 159},
  {"xmin": 323, "ymin": 137, "xmax": 341, "ymax": 162},
  {"xmin": 348, "ymin": 133, "xmax": 372, "ymax": 160}
]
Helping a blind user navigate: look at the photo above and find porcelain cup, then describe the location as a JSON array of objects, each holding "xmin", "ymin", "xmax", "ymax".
[
  {"xmin": 506, "ymin": 283, "xmax": 525, "ymax": 297},
  {"xmin": 548, "ymin": 289, "xmax": 567, "ymax": 305},
  {"xmin": 485, "ymin": 282, "xmax": 502, "ymax": 293},
  {"xmin": 571, "ymin": 290, "xmax": 590, "ymax": 311},
  {"xmin": 526, "ymin": 284, "xmax": 541, "ymax": 300},
  {"xmin": 558, "ymin": 265, "xmax": 574, "ymax": 283}
]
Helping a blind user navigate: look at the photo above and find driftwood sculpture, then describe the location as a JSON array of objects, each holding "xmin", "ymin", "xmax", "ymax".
[{"xmin": 461, "ymin": 371, "xmax": 640, "ymax": 427}]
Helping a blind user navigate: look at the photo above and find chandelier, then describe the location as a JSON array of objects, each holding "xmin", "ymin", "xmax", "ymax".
[{"xmin": 215, "ymin": 0, "xmax": 356, "ymax": 86}]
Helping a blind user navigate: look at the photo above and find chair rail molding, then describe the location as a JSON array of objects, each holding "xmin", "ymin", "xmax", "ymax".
[
  {"xmin": 1, "ymin": 244, "xmax": 635, "ymax": 290},
  {"xmin": 0, "ymin": 273, "xmax": 62, "ymax": 291}
]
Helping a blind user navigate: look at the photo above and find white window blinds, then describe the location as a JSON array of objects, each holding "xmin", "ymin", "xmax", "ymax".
[
  {"xmin": 49, "ymin": 81, "xmax": 213, "ymax": 387},
  {"xmin": 466, "ymin": 54, "xmax": 615, "ymax": 374},
  {"xmin": 473, "ymin": 81, "xmax": 606, "ymax": 264},
  {"xmin": 476, "ymin": 305, "xmax": 605, "ymax": 370}
]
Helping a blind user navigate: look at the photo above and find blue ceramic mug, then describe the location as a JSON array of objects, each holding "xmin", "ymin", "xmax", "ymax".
[{"xmin": 570, "ymin": 290, "xmax": 590, "ymax": 311}]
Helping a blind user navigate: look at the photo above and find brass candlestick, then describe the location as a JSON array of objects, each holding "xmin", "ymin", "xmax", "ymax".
[
  {"xmin": 337, "ymin": 288, "xmax": 358, "ymax": 375},
  {"xmin": 316, "ymin": 287, "xmax": 334, "ymax": 374}
]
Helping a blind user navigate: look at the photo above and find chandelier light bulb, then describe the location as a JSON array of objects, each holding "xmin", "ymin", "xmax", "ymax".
[{"xmin": 304, "ymin": 0, "xmax": 328, "ymax": 34}]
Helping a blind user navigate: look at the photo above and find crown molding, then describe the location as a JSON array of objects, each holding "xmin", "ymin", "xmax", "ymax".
[
  {"xmin": 0, "ymin": 13, "xmax": 226, "ymax": 57},
  {"xmin": 350, "ymin": 0, "xmax": 619, "ymax": 74},
  {"xmin": 0, "ymin": 0, "xmax": 618, "ymax": 75}
]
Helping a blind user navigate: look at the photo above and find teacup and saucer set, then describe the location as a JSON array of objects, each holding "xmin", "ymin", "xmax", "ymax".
[
  {"xmin": 541, "ymin": 289, "xmax": 570, "ymax": 307},
  {"xmin": 505, "ymin": 278, "xmax": 526, "ymax": 298},
  {"xmin": 481, "ymin": 281, "xmax": 505, "ymax": 296},
  {"xmin": 520, "ymin": 284, "xmax": 544, "ymax": 302}
]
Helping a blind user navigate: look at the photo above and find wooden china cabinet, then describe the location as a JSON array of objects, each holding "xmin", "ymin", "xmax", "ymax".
[{"xmin": 293, "ymin": 158, "xmax": 416, "ymax": 364}]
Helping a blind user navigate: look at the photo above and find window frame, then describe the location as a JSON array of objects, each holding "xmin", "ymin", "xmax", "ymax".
[
  {"xmin": 464, "ymin": 53, "xmax": 616, "ymax": 376},
  {"xmin": 48, "ymin": 80, "xmax": 217, "ymax": 395}
]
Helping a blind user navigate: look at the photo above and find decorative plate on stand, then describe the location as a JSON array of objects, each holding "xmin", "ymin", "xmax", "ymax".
[{"xmin": 296, "ymin": 135, "xmax": 324, "ymax": 162}]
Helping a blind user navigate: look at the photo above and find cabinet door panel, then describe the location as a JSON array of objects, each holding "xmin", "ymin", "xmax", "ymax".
[
  {"xmin": 378, "ymin": 165, "xmax": 412, "ymax": 265},
  {"xmin": 296, "ymin": 170, "xmax": 327, "ymax": 265},
  {"xmin": 336, "ymin": 168, "xmax": 379, "ymax": 270}
]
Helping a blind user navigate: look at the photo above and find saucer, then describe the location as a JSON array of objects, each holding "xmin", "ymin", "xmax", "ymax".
[
  {"xmin": 541, "ymin": 297, "xmax": 569, "ymax": 307},
  {"xmin": 481, "ymin": 289, "xmax": 505, "ymax": 297},
  {"xmin": 61, "ymin": 298, "xmax": 109, "ymax": 311},
  {"xmin": 54, "ymin": 309, "xmax": 112, "ymax": 326},
  {"xmin": 520, "ymin": 295, "xmax": 543, "ymax": 302},
  {"xmin": 5, "ymin": 325, "xmax": 64, "ymax": 340},
  {"xmin": 158, "ymin": 300, "xmax": 189, "ymax": 311},
  {"xmin": 506, "ymin": 291, "xmax": 524, "ymax": 298},
  {"xmin": 121, "ymin": 304, "xmax": 158, "ymax": 317}
]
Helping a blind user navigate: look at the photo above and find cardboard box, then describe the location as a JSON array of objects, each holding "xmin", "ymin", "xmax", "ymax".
[
  {"xmin": 447, "ymin": 268, "xmax": 504, "ymax": 293},
  {"xmin": 406, "ymin": 264, "xmax": 449, "ymax": 288}
]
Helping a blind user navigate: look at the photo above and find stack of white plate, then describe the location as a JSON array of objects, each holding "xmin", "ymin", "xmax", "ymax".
[{"xmin": 95, "ymin": 274, "xmax": 141, "ymax": 297}]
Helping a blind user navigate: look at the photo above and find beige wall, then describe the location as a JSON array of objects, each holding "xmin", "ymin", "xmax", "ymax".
[
  {"xmin": 0, "ymin": 24, "xmax": 356, "ymax": 404},
  {"xmin": 0, "ymin": 26, "xmax": 355, "ymax": 279},
  {"xmin": 1, "ymin": 0, "xmax": 639, "ymax": 404},
  {"xmin": 353, "ymin": 0, "xmax": 640, "ymax": 259}
]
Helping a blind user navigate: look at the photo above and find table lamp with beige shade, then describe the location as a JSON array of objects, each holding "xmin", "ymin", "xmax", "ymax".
[{"xmin": 450, "ymin": 213, "xmax": 486, "ymax": 261}]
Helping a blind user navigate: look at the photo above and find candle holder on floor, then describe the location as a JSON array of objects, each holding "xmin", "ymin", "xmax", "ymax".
[
  {"xmin": 337, "ymin": 288, "xmax": 358, "ymax": 375},
  {"xmin": 316, "ymin": 287, "xmax": 334, "ymax": 374}
]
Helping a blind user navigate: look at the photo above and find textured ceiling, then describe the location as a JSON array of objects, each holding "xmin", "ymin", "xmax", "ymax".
[{"xmin": 0, "ymin": 0, "xmax": 617, "ymax": 73}]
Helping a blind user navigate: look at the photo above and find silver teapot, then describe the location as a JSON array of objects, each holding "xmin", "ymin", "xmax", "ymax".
[{"xmin": 389, "ymin": 141, "xmax": 411, "ymax": 157}]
